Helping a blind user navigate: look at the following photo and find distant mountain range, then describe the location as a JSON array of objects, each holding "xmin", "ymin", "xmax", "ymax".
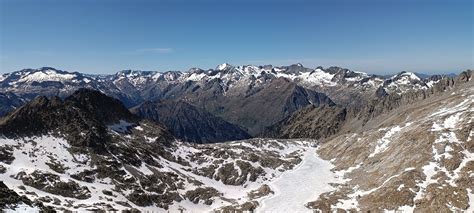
[{"xmin": 0, "ymin": 64, "xmax": 457, "ymax": 139}]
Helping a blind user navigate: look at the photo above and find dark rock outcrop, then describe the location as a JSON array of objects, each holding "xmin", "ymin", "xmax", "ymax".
[
  {"xmin": 0, "ymin": 181, "xmax": 33, "ymax": 209},
  {"xmin": 0, "ymin": 89, "xmax": 138, "ymax": 152}
]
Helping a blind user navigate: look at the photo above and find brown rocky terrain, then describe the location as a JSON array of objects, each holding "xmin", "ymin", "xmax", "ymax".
[{"xmin": 307, "ymin": 77, "xmax": 473, "ymax": 212}]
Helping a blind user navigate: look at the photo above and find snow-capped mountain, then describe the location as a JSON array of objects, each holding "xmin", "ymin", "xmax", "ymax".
[
  {"xmin": 379, "ymin": 71, "xmax": 437, "ymax": 96},
  {"xmin": 0, "ymin": 67, "xmax": 95, "ymax": 87},
  {"xmin": 0, "ymin": 64, "xmax": 442, "ymax": 103},
  {"xmin": 0, "ymin": 64, "xmax": 446, "ymax": 115},
  {"xmin": 0, "ymin": 64, "xmax": 458, "ymax": 138}
]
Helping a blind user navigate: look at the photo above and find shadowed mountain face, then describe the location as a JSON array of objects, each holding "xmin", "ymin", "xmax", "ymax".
[
  {"xmin": 182, "ymin": 78, "xmax": 336, "ymax": 136},
  {"xmin": 131, "ymin": 100, "xmax": 251, "ymax": 143},
  {"xmin": 0, "ymin": 92, "xmax": 25, "ymax": 117}
]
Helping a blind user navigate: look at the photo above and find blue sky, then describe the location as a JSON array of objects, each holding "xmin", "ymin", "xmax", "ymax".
[{"xmin": 0, "ymin": 0, "xmax": 472, "ymax": 74}]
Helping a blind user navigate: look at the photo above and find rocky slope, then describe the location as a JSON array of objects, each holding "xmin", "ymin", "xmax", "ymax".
[
  {"xmin": 263, "ymin": 104, "xmax": 347, "ymax": 140},
  {"xmin": 266, "ymin": 70, "xmax": 472, "ymax": 140},
  {"xmin": 193, "ymin": 78, "xmax": 335, "ymax": 136},
  {"xmin": 131, "ymin": 100, "xmax": 250, "ymax": 143},
  {"xmin": 305, "ymin": 79, "xmax": 474, "ymax": 212},
  {"xmin": 0, "ymin": 89, "xmax": 145, "ymax": 153}
]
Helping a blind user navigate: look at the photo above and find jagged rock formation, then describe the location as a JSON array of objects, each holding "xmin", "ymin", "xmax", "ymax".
[
  {"xmin": 131, "ymin": 99, "xmax": 250, "ymax": 143},
  {"xmin": 348, "ymin": 70, "xmax": 472, "ymax": 124}
]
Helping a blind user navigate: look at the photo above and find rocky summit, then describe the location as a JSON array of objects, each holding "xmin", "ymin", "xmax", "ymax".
[{"xmin": 0, "ymin": 66, "xmax": 472, "ymax": 212}]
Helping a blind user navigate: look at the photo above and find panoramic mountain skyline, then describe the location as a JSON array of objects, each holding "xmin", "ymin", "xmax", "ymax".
[{"xmin": 1, "ymin": 0, "xmax": 472, "ymax": 74}]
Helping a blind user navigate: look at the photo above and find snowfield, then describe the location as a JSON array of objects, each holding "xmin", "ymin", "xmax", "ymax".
[
  {"xmin": 258, "ymin": 148, "xmax": 337, "ymax": 213},
  {"xmin": 1, "ymin": 135, "xmax": 342, "ymax": 212}
]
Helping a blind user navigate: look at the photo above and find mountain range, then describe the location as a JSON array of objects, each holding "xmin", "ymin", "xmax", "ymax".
[
  {"xmin": 0, "ymin": 64, "xmax": 452, "ymax": 138},
  {"xmin": 0, "ymin": 64, "xmax": 472, "ymax": 212}
]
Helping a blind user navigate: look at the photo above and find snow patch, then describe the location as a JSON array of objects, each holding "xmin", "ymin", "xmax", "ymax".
[
  {"xmin": 369, "ymin": 126, "xmax": 403, "ymax": 158},
  {"xmin": 107, "ymin": 120, "xmax": 135, "ymax": 133}
]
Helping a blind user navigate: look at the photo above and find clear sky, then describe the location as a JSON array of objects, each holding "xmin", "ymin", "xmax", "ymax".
[{"xmin": 0, "ymin": 0, "xmax": 472, "ymax": 74}]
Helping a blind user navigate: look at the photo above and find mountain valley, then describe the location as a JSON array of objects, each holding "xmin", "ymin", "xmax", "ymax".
[{"xmin": 0, "ymin": 64, "xmax": 472, "ymax": 212}]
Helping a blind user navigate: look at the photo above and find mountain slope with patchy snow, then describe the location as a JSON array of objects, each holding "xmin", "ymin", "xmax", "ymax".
[{"xmin": 308, "ymin": 80, "xmax": 474, "ymax": 212}]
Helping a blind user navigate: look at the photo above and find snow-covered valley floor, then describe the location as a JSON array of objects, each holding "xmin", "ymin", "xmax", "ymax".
[{"xmin": 258, "ymin": 148, "xmax": 337, "ymax": 213}]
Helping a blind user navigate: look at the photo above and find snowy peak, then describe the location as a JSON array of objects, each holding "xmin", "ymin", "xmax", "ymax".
[
  {"xmin": 216, "ymin": 63, "xmax": 233, "ymax": 71},
  {"xmin": 0, "ymin": 67, "xmax": 94, "ymax": 87},
  {"xmin": 381, "ymin": 71, "xmax": 431, "ymax": 95},
  {"xmin": 19, "ymin": 67, "xmax": 78, "ymax": 82},
  {"xmin": 390, "ymin": 71, "xmax": 421, "ymax": 81},
  {"xmin": 0, "ymin": 65, "xmax": 459, "ymax": 110},
  {"xmin": 114, "ymin": 70, "xmax": 158, "ymax": 78},
  {"xmin": 111, "ymin": 70, "xmax": 163, "ymax": 88}
]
